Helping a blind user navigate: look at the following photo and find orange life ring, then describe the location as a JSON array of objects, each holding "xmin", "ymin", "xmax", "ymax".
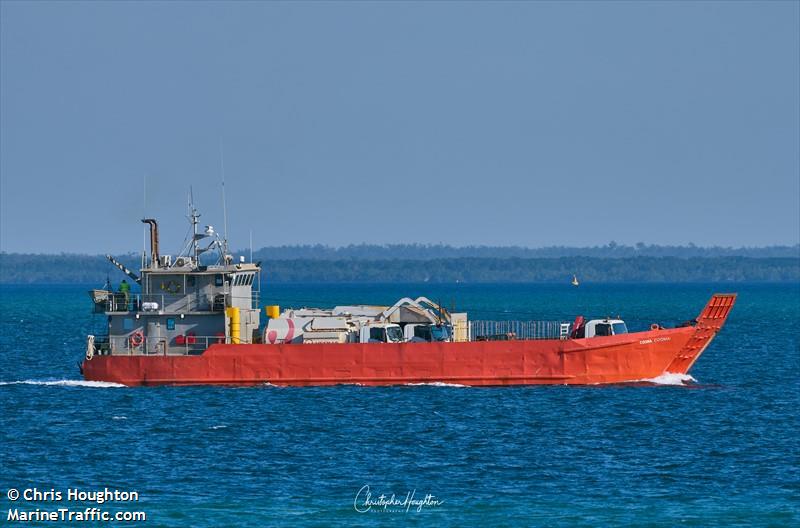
[{"xmin": 130, "ymin": 331, "xmax": 144, "ymax": 347}]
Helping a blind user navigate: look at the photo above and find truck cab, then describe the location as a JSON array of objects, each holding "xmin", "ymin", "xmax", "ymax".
[
  {"xmin": 359, "ymin": 323, "xmax": 404, "ymax": 343},
  {"xmin": 582, "ymin": 319, "xmax": 628, "ymax": 338},
  {"xmin": 404, "ymin": 323, "xmax": 453, "ymax": 343}
]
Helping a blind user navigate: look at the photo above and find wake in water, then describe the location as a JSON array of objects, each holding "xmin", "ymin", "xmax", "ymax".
[
  {"xmin": 636, "ymin": 372, "xmax": 697, "ymax": 386},
  {"xmin": 0, "ymin": 377, "xmax": 694, "ymax": 388},
  {"xmin": 0, "ymin": 379, "xmax": 125, "ymax": 388}
]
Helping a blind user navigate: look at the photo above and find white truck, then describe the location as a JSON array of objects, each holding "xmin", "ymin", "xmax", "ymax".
[
  {"xmin": 403, "ymin": 323, "xmax": 453, "ymax": 343},
  {"xmin": 574, "ymin": 318, "xmax": 628, "ymax": 338},
  {"xmin": 359, "ymin": 323, "xmax": 404, "ymax": 343},
  {"xmin": 263, "ymin": 315, "xmax": 405, "ymax": 345},
  {"xmin": 263, "ymin": 297, "xmax": 459, "ymax": 345}
]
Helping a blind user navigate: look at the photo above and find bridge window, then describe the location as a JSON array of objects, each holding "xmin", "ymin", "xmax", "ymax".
[
  {"xmin": 612, "ymin": 322, "xmax": 628, "ymax": 335},
  {"xmin": 232, "ymin": 273, "xmax": 254, "ymax": 286}
]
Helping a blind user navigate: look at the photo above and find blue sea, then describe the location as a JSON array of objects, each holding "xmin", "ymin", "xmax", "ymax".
[{"xmin": 1, "ymin": 283, "xmax": 798, "ymax": 526}]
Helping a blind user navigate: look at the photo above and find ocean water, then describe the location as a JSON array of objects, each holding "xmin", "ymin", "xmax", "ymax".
[{"xmin": 1, "ymin": 282, "xmax": 798, "ymax": 526}]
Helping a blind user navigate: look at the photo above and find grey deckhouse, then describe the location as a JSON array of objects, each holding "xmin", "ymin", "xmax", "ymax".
[{"xmin": 88, "ymin": 202, "xmax": 261, "ymax": 356}]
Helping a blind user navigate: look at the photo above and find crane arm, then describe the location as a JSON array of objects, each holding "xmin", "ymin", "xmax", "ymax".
[{"xmin": 105, "ymin": 255, "xmax": 141, "ymax": 284}]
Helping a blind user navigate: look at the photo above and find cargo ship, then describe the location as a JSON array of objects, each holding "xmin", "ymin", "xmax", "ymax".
[{"xmin": 81, "ymin": 207, "xmax": 736, "ymax": 386}]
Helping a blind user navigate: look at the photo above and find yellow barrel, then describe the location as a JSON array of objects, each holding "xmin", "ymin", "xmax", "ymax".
[
  {"xmin": 266, "ymin": 305, "xmax": 280, "ymax": 319},
  {"xmin": 226, "ymin": 307, "xmax": 241, "ymax": 344}
]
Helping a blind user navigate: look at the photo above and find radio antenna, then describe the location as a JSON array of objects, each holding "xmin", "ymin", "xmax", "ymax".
[
  {"xmin": 142, "ymin": 174, "xmax": 147, "ymax": 268},
  {"xmin": 220, "ymin": 139, "xmax": 229, "ymax": 257},
  {"xmin": 189, "ymin": 186, "xmax": 199, "ymax": 261}
]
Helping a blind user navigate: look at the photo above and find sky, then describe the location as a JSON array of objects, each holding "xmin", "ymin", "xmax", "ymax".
[{"xmin": 1, "ymin": 1, "xmax": 798, "ymax": 255}]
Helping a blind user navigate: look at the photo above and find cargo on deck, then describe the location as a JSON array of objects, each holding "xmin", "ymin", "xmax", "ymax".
[{"xmin": 81, "ymin": 205, "xmax": 736, "ymax": 387}]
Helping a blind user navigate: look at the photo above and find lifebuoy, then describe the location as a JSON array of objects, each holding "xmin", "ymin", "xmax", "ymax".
[
  {"xmin": 650, "ymin": 323, "xmax": 660, "ymax": 331},
  {"xmin": 130, "ymin": 331, "xmax": 144, "ymax": 347}
]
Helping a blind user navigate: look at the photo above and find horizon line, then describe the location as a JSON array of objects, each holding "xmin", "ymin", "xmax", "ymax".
[{"xmin": 1, "ymin": 241, "xmax": 799, "ymax": 258}]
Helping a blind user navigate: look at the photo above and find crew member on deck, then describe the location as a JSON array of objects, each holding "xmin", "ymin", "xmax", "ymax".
[{"xmin": 119, "ymin": 279, "xmax": 130, "ymax": 310}]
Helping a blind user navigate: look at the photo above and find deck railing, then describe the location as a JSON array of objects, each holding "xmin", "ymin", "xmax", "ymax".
[
  {"xmin": 93, "ymin": 291, "xmax": 259, "ymax": 314},
  {"xmin": 470, "ymin": 320, "xmax": 572, "ymax": 341},
  {"xmin": 93, "ymin": 334, "xmax": 253, "ymax": 356},
  {"xmin": 90, "ymin": 319, "xmax": 572, "ymax": 358}
]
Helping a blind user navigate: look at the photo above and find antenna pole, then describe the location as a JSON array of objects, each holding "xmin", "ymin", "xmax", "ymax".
[
  {"xmin": 189, "ymin": 187, "xmax": 199, "ymax": 263},
  {"xmin": 142, "ymin": 174, "xmax": 147, "ymax": 268},
  {"xmin": 249, "ymin": 229, "xmax": 253, "ymax": 262},
  {"xmin": 220, "ymin": 140, "xmax": 229, "ymax": 257}
]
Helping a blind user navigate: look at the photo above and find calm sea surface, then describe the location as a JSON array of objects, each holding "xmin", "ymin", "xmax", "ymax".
[{"xmin": 1, "ymin": 282, "xmax": 798, "ymax": 526}]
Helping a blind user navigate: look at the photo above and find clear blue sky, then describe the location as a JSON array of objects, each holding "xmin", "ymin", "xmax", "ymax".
[{"xmin": 1, "ymin": 1, "xmax": 798, "ymax": 254}]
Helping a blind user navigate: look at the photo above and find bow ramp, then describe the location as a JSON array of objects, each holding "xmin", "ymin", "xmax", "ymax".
[{"xmin": 667, "ymin": 294, "xmax": 737, "ymax": 373}]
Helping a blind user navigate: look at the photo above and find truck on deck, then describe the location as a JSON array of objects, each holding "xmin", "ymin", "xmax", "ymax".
[{"xmin": 263, "ymin": 297, "xmax": 459, "ymax": 344}]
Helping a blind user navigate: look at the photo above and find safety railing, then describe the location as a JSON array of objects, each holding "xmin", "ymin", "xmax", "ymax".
[
  {"xmin": 92, "ymin": 334, "xmax": 250, "ymax": 356},
  {"xmin": 93, "ymin": 291, "xmax": 259, "ymax": 314},
  {"xmin": 470, "ymin": 320, "xmax": 572, "ymax": 341}
]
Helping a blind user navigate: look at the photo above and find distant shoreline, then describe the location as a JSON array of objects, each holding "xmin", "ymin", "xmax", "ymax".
[
  {"xmin": 1, "ymin": 253, "xmax": 797, "ymax": 284},
  {"xmin": 4, "ymin": 242, "xmax": 799, "ymax": 260}
]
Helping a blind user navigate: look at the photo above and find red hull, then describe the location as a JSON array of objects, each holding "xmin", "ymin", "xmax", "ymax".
[{"xmin": 82, "ymin": 295, "xmax": 736, "ymax": 387}]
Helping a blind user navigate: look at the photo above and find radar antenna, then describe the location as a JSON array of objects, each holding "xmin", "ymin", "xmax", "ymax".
[{"xmin": 174, "ymin": 187, "xmax": 226, "ymax": 266}]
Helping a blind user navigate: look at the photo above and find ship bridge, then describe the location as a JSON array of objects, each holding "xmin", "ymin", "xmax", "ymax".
[{"xmin": 88, "ymin": 211, "xmax": 262, "ymax": 356}]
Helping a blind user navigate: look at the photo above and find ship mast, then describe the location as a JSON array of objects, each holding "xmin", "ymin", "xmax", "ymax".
[{"xmin": 189, "ymin": 188, "xmax": 201, "ymax": 264}]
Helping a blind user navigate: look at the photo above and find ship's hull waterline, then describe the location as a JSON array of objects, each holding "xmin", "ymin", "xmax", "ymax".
[{"xmin": 82, "ymin": 294, "xmax": 736, "ymax": 387}]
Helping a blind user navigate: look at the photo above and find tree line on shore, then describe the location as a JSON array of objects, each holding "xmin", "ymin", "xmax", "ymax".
[
  {"xmin": 249, "ymin": 242, "xmax": 799, "ymax": 260},
  {"xmin": 1, "ymin": 252, "xmax": 797, "ymax": 284}
]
